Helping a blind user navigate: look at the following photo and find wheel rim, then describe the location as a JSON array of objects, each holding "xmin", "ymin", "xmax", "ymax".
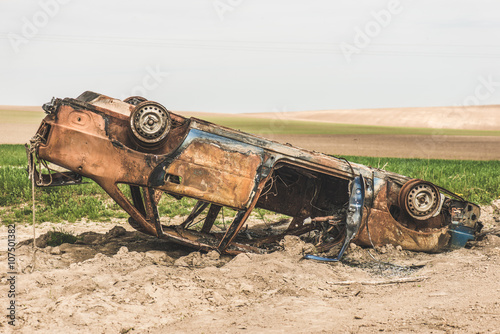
[
  {"xmin": 130, "ymin": 101, "xmax": 171, "ymax": 144},
  {"xmin": 399, "ymin": 179, "xmax": 440, "ymax": 220}
]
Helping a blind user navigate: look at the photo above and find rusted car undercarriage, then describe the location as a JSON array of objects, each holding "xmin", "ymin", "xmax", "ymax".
[{"xmin": 27, "ymin": 92, "xmax": 482, "ymax": 259}]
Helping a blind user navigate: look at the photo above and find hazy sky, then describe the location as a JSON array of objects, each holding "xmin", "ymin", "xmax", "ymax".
[{"xmin": 1, "ymin": 0, "xmax": 500, "ymax": 113}]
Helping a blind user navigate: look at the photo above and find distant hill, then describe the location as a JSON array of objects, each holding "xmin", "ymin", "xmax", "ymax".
[
  {"xmin": 0, "ymin": 105, "xmax": 43, "ymax": 112},
  {"xmin": 2, "ymin": 104, "xmax": 498, "ymax": 131},
  {"xmin": 241, "ymin": 105, "xmax": 500, "ymax": 131}
]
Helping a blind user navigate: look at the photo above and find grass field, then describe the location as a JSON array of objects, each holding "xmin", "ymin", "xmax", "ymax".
[
  {"xmin": 0, "ymin": 144, "xmax": 498, "ymax": 225},
  {"xmin": 0, "ymin": 145, "xmax": 200, "ymax": 225},
  {"xmin": 344, "ymin": 155, "xmax": 500, "ymax": 204}
]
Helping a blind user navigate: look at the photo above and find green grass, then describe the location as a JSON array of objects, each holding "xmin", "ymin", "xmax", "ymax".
[
  {"xmin": 203, "ymin": 117, "xmax": 500, "ymax": 137},
  {"xmin": 342, "ymin": 156, "xmax": 500, "ymax": 204},
  {"xmin": 0, "ymin": 144, "xmax": 31, "ymax": 166},
  {"xmin": 0, "ymin": 144, "xmax": 498, "ymax": 225}
]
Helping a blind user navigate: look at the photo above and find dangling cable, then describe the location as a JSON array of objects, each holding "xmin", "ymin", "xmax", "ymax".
[{"xmin": 29, "ymin": 144, "xmax": 38, "ymax": 273}]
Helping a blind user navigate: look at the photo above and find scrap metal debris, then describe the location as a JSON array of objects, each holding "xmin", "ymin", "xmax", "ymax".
[{"xmin": 27, "ymin": 92, "xmax": 482, "ymax": 259}]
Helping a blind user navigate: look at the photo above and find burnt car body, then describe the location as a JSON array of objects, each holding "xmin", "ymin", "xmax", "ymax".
[{"xmin": 27, "ymin": 92, "xmax": 482, "ymax": 257}]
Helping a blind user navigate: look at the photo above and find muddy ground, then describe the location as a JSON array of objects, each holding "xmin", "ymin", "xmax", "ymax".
[{"xmin": 0, "ymin": 200, "xmax": 499, "ymax": 333}]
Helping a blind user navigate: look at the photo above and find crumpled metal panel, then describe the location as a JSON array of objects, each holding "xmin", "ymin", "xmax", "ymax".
[
  {"xmin": 354, "ymin": 183, "xmax": 451, "ymax": 252},
  {"xmin": 27, "ymin": 91, "xmax": 482, "ymax": 256}
]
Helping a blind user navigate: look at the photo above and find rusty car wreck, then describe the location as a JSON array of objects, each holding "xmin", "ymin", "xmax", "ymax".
[{"xmin": 27, "ymin": 92, "xmax": 482, "ymax": 259}]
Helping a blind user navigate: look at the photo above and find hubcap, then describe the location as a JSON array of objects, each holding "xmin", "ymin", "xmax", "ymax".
[
  {"xmin": 130, "ymin": 102, "xmax": 171, "ymax": 144},
  {"xmin": 399, "ymin": 179, "xmax": 441, "ymax": 220},
  {"xmin": 407, "ymin": 184, "xmax": 438, "ymax": 217}
]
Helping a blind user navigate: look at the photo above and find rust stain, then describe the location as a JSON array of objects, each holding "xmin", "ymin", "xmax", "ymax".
[{"xmin": 27, "ymin": 91, "xmax": 482, "ymax": 256}]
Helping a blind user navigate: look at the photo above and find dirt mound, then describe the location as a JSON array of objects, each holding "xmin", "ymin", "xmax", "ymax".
[{"xmin": 1, "ymin": 201, "xmax": 499, "ymax": 333}]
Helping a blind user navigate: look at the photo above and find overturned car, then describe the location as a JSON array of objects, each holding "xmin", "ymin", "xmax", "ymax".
[{"xmin": 27, "ymin": 92, "xmax": 482, "ymax": 259}]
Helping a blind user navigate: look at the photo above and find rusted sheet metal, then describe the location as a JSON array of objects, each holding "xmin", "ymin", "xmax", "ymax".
[
  {"xmin": 27, "ymin": 92, "xmax": 483, "ymax": 258},
  {"xmin": 160, "ymin": 138, "xmax": 262, "ymax": 208},
  {"xmin": 354, "ymin": 183, "xmax": 450, "ymax": 252}
]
